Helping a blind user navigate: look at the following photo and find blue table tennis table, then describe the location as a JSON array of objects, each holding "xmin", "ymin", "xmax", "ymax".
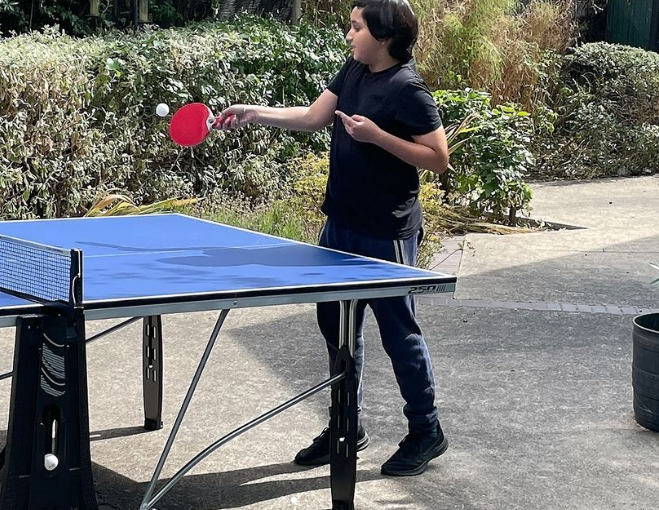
[{"xmin": 0, "ymin": 213, "xmax": 455, "ymax": 510}]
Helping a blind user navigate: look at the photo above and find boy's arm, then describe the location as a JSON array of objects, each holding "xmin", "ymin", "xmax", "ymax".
[
  {"xmin": 220, "ymin": 89, "xmax": 338, "ymax": 132},
  {"xmin": 335, "ymin": 111, "xmax": 449, "ymax": 174},
  {"xmin": 384, "ymin": 128, "xmax": 449, "ymax": 174}
]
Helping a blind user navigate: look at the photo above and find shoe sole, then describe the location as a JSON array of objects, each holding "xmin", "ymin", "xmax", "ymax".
[
  {"xmin": 380, "ymin": 436, "xmax": 449, "ymax": 477},
  {"xmin": 294, "ymin": 433, "xmax": 371, "ymax": 467}
]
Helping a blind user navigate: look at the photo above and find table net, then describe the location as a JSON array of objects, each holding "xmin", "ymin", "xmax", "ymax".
[{"xmin": 0, "ymin": 234, "xmax": 81, "ymax": 306}]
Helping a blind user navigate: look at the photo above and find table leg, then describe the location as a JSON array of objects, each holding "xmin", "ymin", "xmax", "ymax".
[
  {"xmin": 143, "ymin": 315, "xmax": 163, "ymax": 431},
  {"xmin": 140, "ymin": 309, "xmax": 230, "ymax": 510},
  {"xmin": 0, "ymin": 312, "xmax": 97, "ymax": 510},
  {"xmin": 330, "ymin": 300, "xmax": 359, "ymax": 510}
]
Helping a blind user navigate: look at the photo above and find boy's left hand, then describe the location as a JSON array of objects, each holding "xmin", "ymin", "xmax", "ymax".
[{"xmin": 335, "ymin": 111, "xmax": 382, "ymax": 144}]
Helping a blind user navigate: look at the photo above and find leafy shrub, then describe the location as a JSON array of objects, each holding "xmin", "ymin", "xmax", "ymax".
[
  {"xmin": 0, "ymin": 16, "xmax": 346, "ymax": 219},
  {"xmin": 417, "ymin": 181, "xmax": 445, "ymax": 268},
  {"xmin": 286, "ymin": 153, "xmax": 329, "ymax": 240},
  {"xmin": 531, "ymin": 42, "xmax": 659, "ymax": 179},
  {"xmin": 433, "ymin": 89, "xmax": 534, "ymax": 222}
]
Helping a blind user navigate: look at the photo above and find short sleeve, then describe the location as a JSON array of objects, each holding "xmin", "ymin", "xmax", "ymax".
[
  {"xmin": 394, "ymin": 80, "xmax": 443, "ymax": 136},
  {"xmin": 327, "ymin": 57, "xmax": 353, "ymax": 96}
]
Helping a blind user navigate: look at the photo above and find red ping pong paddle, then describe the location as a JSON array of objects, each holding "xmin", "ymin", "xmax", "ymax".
[{"xmin": 169, "ymin": 103, "xmax": 234, "ymax": 147}]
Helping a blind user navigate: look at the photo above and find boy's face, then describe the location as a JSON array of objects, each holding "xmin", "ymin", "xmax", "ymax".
[{"xmin": 346, "ymin": 7, "xmax": 389, "ymax": 66}]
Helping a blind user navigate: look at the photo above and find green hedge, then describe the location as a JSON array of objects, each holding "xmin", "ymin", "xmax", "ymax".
[
  {"xmin": 0, "ymin": 16, "xmax": 345, "ymax": 219},
  {"xmin": 1, "ymin": 14, "xmax": 538, "ymax": 225},
  {"xmin": 531, "ymin": 42, "xmax": 659, "ymax": 179}
]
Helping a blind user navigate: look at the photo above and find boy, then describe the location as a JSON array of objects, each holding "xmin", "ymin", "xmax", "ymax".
[{"xmin": 220, "ymin": 0, "xmax": 449, "ymax": 476}]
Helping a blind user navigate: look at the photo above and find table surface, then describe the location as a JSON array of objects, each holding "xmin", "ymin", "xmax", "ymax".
[{"xmin": 0, "ymin": 214, "xmax": 456, "ymax": 324}]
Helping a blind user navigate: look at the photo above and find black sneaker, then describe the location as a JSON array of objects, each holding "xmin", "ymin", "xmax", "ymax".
[
  {"xmin": 381, "ymin": 425, "xmax": 448, "ymax": 476},
  {"xmin": 294, "ymin": 425, "xmax": 370, "ymax": 466}
]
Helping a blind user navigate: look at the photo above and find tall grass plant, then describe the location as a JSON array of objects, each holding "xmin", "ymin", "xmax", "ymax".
[{"xmin": 415, "ymin": 0, "xmax": 576, "ymax": 109}]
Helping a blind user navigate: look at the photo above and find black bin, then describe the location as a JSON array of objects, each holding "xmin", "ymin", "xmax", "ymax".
[{"xmin": 633, "ymin": 312, "xmax": 659, "ymax": 431}]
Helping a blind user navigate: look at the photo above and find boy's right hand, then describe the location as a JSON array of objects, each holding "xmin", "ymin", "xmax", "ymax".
[{"xmin": 217, "ymin": 105, "xmax": 256, "ymax": 130}]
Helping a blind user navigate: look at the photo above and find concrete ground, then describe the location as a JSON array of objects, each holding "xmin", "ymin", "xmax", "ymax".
[{"xmin": 1, "ymin": 176, "xmax": 658, "ymax": 509}]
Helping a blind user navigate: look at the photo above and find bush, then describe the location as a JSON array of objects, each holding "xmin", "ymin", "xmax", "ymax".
[
  {"xmin": 433, "ymin": 89, "xmax": 534, "ymax": 222},
  {"xmin": 0, "ymin": 16, "xmax": 346, "ymax": 219},
  {"xmin": 531, "ymin": 42, "xmax": 659, "ymax": 179}
]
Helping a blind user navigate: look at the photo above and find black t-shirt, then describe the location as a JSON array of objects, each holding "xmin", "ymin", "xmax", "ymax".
[{"xmin": 322, "ymin": 57, "xmax": 442, "ymax": 239}]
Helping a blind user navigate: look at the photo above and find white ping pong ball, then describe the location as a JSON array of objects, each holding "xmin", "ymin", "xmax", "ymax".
[
  {"xmin": 44, "ymin": 453, "xmax": 59, "ymax": 471},
  {"xmin": 156, "ymin": 103, "xmax": 170, "ymax": 117}
]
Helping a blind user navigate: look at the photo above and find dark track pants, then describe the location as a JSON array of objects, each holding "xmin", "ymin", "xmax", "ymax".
[{"xmin": 316, "ymin": 218, "xmax": 439, "ymax": 434}]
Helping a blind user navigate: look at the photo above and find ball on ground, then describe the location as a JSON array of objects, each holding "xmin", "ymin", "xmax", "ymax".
[{"xmin": 156, "ymin": 103, "xmax": 169, "ymax": 117}]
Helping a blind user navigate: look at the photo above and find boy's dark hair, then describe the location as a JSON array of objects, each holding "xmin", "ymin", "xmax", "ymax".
[{"xmin": 352, "ymin": 0, "xmax": 418, "ymax": 62}]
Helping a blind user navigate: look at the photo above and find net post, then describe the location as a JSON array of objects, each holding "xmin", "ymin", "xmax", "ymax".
[{"xmin": 70, "ymin": 249, "xmax": 84, "ymax": 309}]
